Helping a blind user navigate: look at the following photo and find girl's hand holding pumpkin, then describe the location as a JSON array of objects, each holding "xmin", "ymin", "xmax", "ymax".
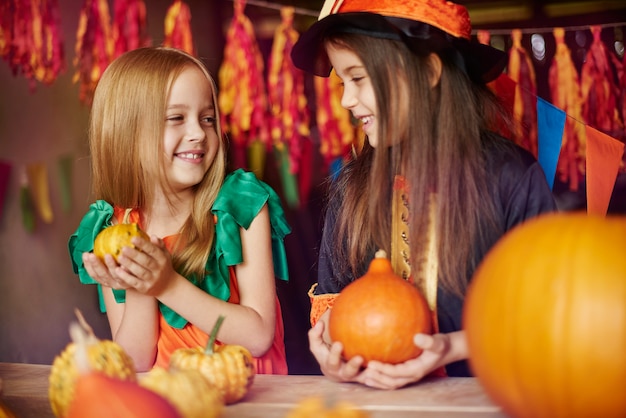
[
  {"xmin": 113, "ymin": 235, "xmax": 178, "ymax": 297},
  {"xmin": 362, "ymin": 331, "xmax": 466, "ymax": 390},
  {"xmin": 308, "ymin": 320, "xmax": 366, "ymax": 383},
  {"xmin": 82, "ymin": 252, "xmax": 131, "ymax": 290}
]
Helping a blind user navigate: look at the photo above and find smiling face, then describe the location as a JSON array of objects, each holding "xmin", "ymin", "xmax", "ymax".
[
  {"xmin": 326, "ymin": 43, "xmax": 380, "ymax": 147},
  {"xmin": 162, "ymin": 65, "xmax": 220, "ymax": 194}
]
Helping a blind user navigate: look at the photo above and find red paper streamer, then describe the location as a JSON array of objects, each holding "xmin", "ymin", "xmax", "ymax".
[
  {"xmin": 218, "ymin": 0, "xmax": 269, "ymax": 170},
  {"xmin": 314, "ymin": 71, "xmax": 362, "ymax": 165},
  {"xmin": 267, "ymin": 7, "xmax": 311, "ymax": 205},
  {"xmin": 73, "ymin": 0, "xmax": 113, "ymax": 106},
  {"xmin": 549, "ymin": 27, "xmax": 586, "ymax": 191},
  {"xmin": 580, "ymin": 26, "xmax": 623, "ymax": 138},
  {"xmin": 163, "ymin": 0, "xmax": 194, "ymax": 55},
  {"xmin": 112, "ymin": 0, "xmax": 150, "ymax": 58},
  {"xmin": 507, "ymin": 29, "xmax": 538, "ymax": 158},
  {"xmin": 3, "ymin": 0, "xmax": 65, "ymax": 89}
]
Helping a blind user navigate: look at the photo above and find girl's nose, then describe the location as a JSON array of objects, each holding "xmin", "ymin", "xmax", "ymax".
[
  {"xmin": 340, "ymin": 87, "xmax": 358, "ymax": 109},
  {"xmin": 186, "ymin": 121, "xmax": 207, "ymax": 142}
]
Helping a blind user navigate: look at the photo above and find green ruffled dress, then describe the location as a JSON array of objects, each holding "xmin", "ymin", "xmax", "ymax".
[{"xmin": 68, "ymin": 169, "xmax": 291, "ymax": 329}]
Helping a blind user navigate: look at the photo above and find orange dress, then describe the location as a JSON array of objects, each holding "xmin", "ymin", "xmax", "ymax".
[{"xmin": 69, "ymin": 169, "xmax": 291, "ymax": 375}]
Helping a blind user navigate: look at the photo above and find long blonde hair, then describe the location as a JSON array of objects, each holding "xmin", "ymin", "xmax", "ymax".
[{"xmin": 89, "ymin": 47, "xmax": 226, "ymax": 279}]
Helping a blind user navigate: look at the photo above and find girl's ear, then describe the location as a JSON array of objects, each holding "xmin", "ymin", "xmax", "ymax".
[{"xmin": 427, "ymin": 53, "xmax": 442, "ymax": 88}]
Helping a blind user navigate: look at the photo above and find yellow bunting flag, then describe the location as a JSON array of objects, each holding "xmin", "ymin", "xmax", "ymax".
[{"xmin": 26, "ymin": 162, "xmax": 54, "ymax": 224}]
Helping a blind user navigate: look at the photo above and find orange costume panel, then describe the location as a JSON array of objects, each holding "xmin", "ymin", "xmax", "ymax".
[{"xmin": 155, "ymin": 266, "xmax": 288, "ymax": 374}]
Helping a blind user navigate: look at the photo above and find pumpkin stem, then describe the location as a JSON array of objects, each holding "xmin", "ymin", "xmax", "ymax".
[
  {"xmin": 374, "ymin": 249, "xmax": 387, "ymax": 259},
  {"xmin": 69, "ymin": 321, "xmax": 91, "ymax": 376},
  {"xmin": 74, "ymin": 308, "xmax": 99, "ymax": 345},
  {"xmin": 74, "ymin": 308, "xmax": 94, "ymax": 336},
  {"xmin": 204, "ymin": 315, "xmax": 226, "ymax": 355},
  {"xmin": 122, "ymin": 208, "xmax": 132, "ymax": 224}
]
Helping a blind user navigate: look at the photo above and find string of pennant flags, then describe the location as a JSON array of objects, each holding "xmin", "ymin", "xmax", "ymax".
[{"xmin": 1, "ymin": 0, "xmax": 625, "ymax": 233}]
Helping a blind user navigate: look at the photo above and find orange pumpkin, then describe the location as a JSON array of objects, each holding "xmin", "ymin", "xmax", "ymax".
[
  {"xmin": 66, "ymin": 372, "xmax": 181, "ymax": 418},
  {"xmin": 464, "ymin": 212, "xmax": 626, "ymax": 418},
  {"xmin": 328, "ymin": 250, "xmax": 431, "ymax": 364}
]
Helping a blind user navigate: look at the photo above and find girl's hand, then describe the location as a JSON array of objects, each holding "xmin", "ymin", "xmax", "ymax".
[
  {"xmin": 308, "ymin": 320, "xmax": 366, "ymax": 383},
  {"xmin": 361, "ymin": 333, "xmax": 455, "ymax": 390},
  {"xmin": 82, "ymin": 252, "xmax": 130, "ymax": 289},
  {"xmin": 113, "ymin": 235, "xmax": 178, "ymax": 296}
]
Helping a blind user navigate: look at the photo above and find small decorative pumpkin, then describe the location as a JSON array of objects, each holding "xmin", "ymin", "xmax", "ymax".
[
  {"xmin": 48, "ymin": 309, "xmax": 137, "ymax": 418},
  {"xmin": 464, "ymin": 213, "xmax": 626, "ymax": 418},
  {"xmin": 139, "ymin": 367, "xmax": 224, "ymax": 418},
  {"xmin": 93, "ymin": 222, "xmax": 149, "ymax": 262},
  {"xmin": 285, "ymin": 396, "xmax": 370, "ymax": 418},
  {"xmin": 328, "ymin": 250, "xmax": 431, "ymax": 364},
  {"xmin": 169, "ymin": 315, "xmax": 255, "ymax": 404}
]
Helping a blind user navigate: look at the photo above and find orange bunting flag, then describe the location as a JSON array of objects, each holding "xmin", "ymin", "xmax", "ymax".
[
  {"xmin": 314, "ymin": 71, "xmax": 362, "ymax": 173},
  {"xmin": 585, "ymin": 126, "xmax": 625, "ymax": 216},
  {"xmin": 112, "ymin": 0, "xmax": 150, "ymax": 59},
  {"xmin": 73, "ymin": 0, "xmax": 113, "ymax": 106},
  {"xmin": 218, "ymin": 0, "xmax": 269, "ymax": 170},
  {"xmin": 580, "ymin": 26, "xmax": 623, "ymax": 137},
  {"xmin": 507, "ymin": 29, "xmax": 538, "ymax": 158},
  {"xmin": 549, "ymin": 27, "xmax": 586, "ymax": 191},
  {"xmin": 267, "ymin": 7, "xmax": 310, "ymax": 207},
  {"xmin": 163, "ymin": 0, "xmax": 193, "ymax": 55},
  {"xmin": 4, "ymin": 0, "xmax": 65, "ymax": 88}
]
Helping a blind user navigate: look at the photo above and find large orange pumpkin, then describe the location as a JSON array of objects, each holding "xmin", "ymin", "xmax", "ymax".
[
  {"xmin": 464, "ymin": 212, "xmax": 626, "ymax": 418},
  {"xmin": 328, "ymin": 250, "xmax": 431, "ymax": 365}
]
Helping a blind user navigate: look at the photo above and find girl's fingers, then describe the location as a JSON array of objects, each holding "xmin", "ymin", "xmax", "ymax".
[{"xmin": 326, "ymin": 341, "xmax": 344, "ymax": 369}]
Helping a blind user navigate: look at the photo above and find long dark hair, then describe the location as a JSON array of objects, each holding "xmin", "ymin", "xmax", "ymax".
[{"xmin": 327, "ymin": 33, "xmax": 510, "ymax": 297}]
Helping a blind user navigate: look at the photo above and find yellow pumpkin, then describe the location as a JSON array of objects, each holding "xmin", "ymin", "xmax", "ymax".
[
  {"xmin": 464, "ymin": 212, "xmax": 626, "ymax": 418},
  {"xmin": 169, "ymin": 316, "xmax": 255, "ymax": 404},
  {"xmin": 140, "ymin": 367, "xmax": 224, "ymax": 418},
  {"xmin": 48, "ymin": 310, "xmax": 136, "ymax": 418},
  {"xmin": 285, "ymin": 396, "xmax": 370, "ymax": 418},
  {"xmin": 93, "ymin": 222, "xmax": 149, "ymax": 262}
]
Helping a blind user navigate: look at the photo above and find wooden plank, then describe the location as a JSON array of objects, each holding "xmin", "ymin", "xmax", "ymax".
[{"xmin": 0, "ymin": 362, "xmax": 508, "ymax": 418}]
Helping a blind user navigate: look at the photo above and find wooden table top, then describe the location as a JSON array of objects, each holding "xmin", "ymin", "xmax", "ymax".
[{"xmin": 0, "ymin": 362, "xmax": 508, "ymax": 417}]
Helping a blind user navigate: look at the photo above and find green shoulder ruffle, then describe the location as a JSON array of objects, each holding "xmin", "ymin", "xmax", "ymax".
[{"xmin": 67, "ymin": 169, "xmax": 291, "ymax": 329}]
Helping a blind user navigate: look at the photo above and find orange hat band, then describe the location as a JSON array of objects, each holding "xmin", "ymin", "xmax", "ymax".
[{"xmin": 324, "ymin": 0, "xmax": 471, "ymax": 40}]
